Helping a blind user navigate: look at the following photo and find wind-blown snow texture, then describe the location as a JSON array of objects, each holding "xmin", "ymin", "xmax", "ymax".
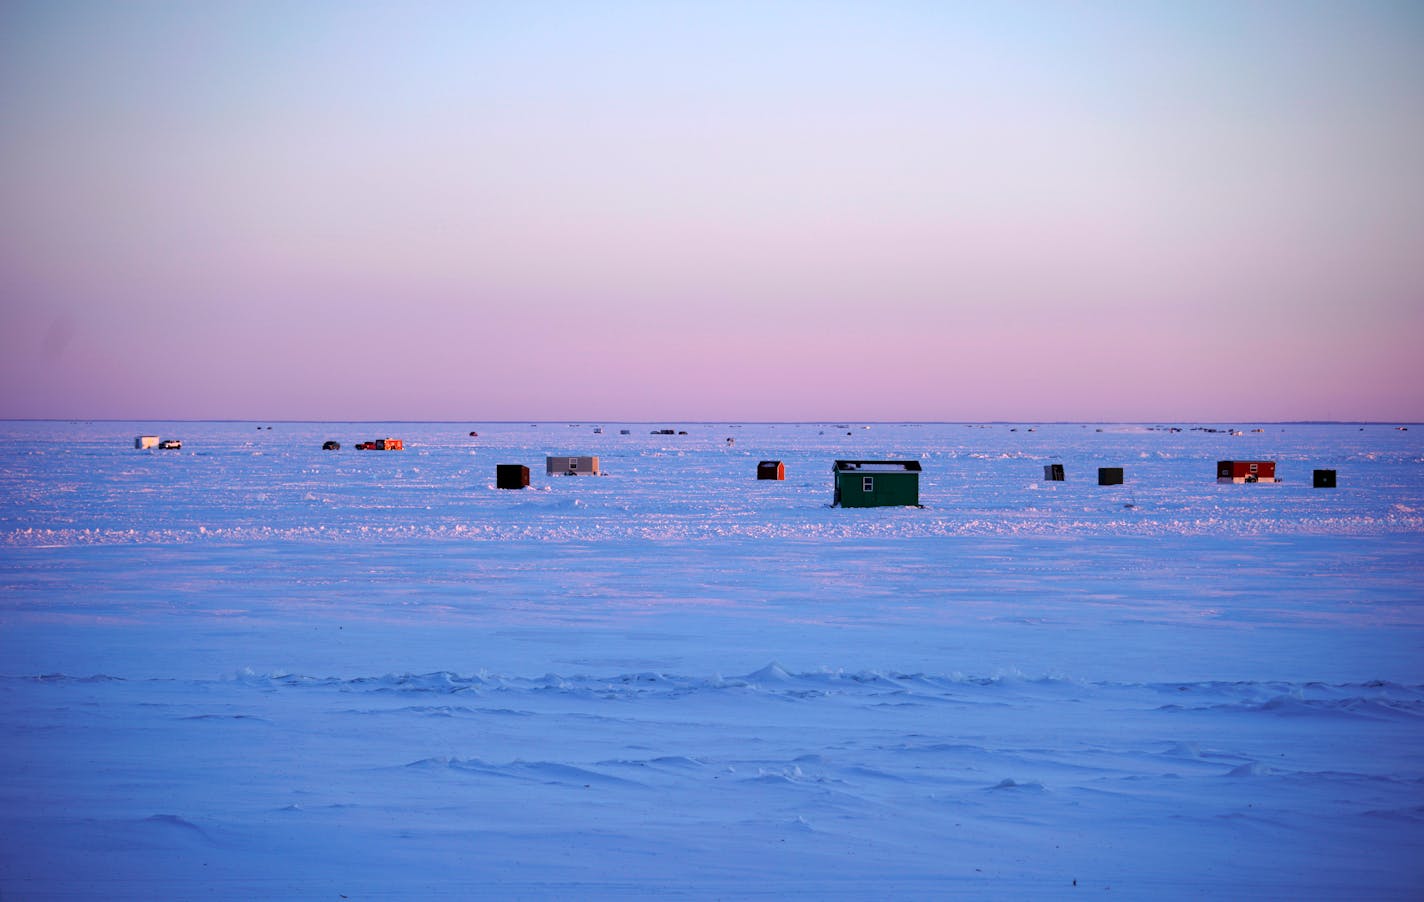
[{"xmin": 1, "ymin": 421, "xmax": 1421, "ymax": 899}]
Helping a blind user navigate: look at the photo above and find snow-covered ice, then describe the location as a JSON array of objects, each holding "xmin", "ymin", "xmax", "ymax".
[{"xmin": 1, "ymin": 421, "xmax": 1421, "ymax": 898}]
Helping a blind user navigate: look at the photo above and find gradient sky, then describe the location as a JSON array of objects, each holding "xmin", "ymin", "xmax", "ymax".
[{"xmin": 2, "ymin": 1, "xmax": 1421, "ymax": 421}]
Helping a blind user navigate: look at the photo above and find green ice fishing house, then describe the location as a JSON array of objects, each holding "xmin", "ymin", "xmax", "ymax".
[{"xmin": 832, "ymin": 459, "xmax": 923, "ymax": 508}]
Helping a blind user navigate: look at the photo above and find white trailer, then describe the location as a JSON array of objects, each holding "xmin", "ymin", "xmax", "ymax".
[{"xmin": 546, "ymin": 455, "xmax": 600, "ymax": 476}]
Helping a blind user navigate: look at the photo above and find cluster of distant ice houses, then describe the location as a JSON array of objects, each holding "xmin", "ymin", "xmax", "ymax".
[{"xmin": 134, "ymin": 434, "xmax": 1340, "ymax": 508}]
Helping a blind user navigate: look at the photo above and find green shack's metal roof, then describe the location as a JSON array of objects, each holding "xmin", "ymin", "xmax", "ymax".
[{"xmin": 832, "ymin": 460, "xmax": 923, "ymax": 473}]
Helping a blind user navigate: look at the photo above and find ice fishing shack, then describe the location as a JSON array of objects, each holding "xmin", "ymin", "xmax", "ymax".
[
  {"xmin": 757, "ymin": 461, "xmax": 785, "ymax": 480},
  {"xmin": 832, "ymin": 460, "xmax": 922, "ymax": 508},
  {"xmin": 496, "ymin": 464, "xmax": 530, "ymax": 489},
  {"xmin": 1217, "ymin": 460, "xmax": 1276, "ymax": 483},
  {"xmin": 546, "ymin": 455, "xmax": 600, "ymax": 476},
  {"xmin": 356, "ymin": 438, "xmax": 404, "ymax": 451}
]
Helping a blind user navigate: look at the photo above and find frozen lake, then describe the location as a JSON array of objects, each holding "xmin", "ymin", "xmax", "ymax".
[{"xmin": 2, "ymin": 421, "xmax": 1421, "ymax": 898}]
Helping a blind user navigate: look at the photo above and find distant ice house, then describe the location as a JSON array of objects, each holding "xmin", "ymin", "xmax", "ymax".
[
  {"xmin": 356, "ymin": 438, "xmax": 404, "ymax": 451},
  {"xmin": 546, "ymin": 456, "xmax": 600, "ymax": 476},
  {"xmin": 497, "ymin": 464, "xmax": 530, "ymax": 490},
  {"xmin": 1217, "ymin": 460, "xmax": 1276, "ymax": 483},
  {"xmin": 758, "ymin": 461, "xmax": 785, "ymax": 481}
]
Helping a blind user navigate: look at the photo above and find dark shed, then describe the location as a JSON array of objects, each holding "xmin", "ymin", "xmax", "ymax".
[
  {"xmin": 757, "ymin": 461, "xmax": 785, "ymax": 480},
  {"xmin": 1098, "ymin": 467, "xmax": 1124, "ymax": 486},
  {"xmin": 496, "ymin": 464, "xmax": 530, "ymax": 490},
  {"xmin": 1313, "ymin": 469, "xmax": 1337, "ymax": 488},
  {"xmin": 1044, "ymin": 463, "xmax": 1065, "ymax": 481}
]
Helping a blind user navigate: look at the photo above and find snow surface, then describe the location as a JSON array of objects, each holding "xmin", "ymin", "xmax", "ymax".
[{"xmin": 1, "ymin": 420, "xmax": 1421, "ymax": 899}]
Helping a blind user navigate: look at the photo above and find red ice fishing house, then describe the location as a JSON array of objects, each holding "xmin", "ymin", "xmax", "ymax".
[
  {"xmin": 356, "ymin": 438, "xmax": 405, "ymax": 451},
  {"xmin": 757, "ymin": 461, "xmax": 785, "ymax": 480},
  {"xmin": 1217, "ymin": 460, "xmax": 1276, "ymax": 483}
]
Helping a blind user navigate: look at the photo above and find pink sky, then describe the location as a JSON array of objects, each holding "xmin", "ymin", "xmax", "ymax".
[{"xmin": 2, "ymin": 2, "xmax": 1421, "ymax": 421}]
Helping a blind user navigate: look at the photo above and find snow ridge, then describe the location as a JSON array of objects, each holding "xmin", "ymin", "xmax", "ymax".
[{"xmin": 11, "ymin": 667, "xmax": 1422, "ymax": 718}]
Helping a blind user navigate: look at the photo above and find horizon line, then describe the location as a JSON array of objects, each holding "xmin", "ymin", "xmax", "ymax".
[{"xmin": 3, "ymin": 418, "xmax": 1418, "ymax": 427}]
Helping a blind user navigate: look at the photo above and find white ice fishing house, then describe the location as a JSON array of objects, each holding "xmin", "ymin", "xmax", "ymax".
[{"xmin": 546, "ymin": 455, "xmax": 600, "ymax": 476}]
